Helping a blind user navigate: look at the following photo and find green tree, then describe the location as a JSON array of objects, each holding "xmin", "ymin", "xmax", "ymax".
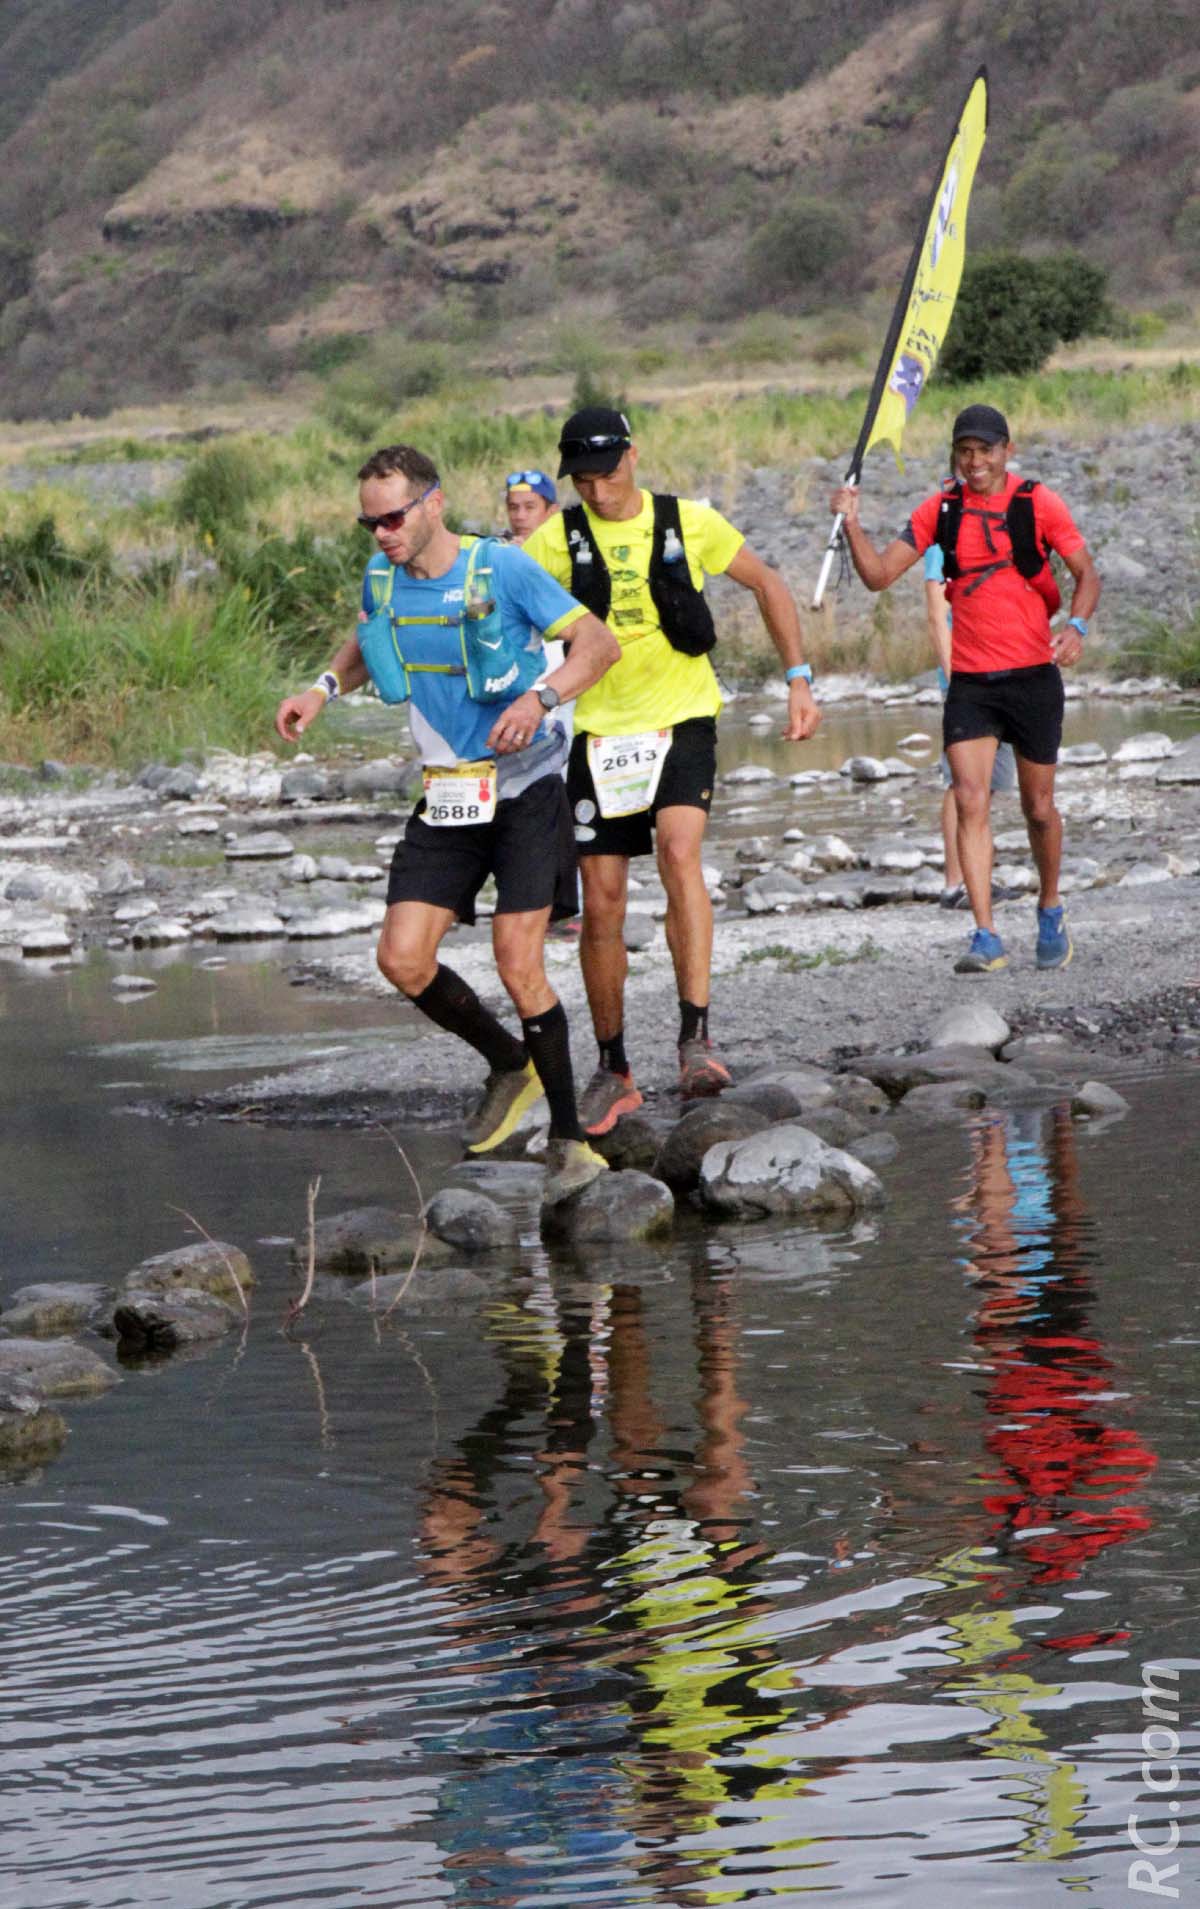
[{"xmin": 937, "ymin": 251, "xmax": 1111, "ymax": 382}]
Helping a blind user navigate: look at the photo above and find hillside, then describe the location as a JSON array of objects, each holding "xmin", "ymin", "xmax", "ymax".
[{"xmin": 0, "ymin": 0, "xmax": 1197, "ymax": 419}]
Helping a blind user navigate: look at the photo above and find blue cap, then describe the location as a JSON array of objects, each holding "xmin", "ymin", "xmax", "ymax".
[{"xmin": 505, "ymin": 469, "xmax": 556, "ymax": 504}]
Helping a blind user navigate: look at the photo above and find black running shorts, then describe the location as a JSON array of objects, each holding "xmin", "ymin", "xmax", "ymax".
[
  {"xmin": 567, "ymin": 714, "xmax": 717, "ymax": 858},
  {"xmin": 943, "ymin": 663, "xmax": 1064, "ymax": 766},
  {"xmin": 386, "ymin": 769, "xmax": 578, "ymax": 922}
]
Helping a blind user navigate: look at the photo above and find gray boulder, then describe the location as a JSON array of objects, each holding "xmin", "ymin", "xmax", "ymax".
[
  {"xmin": 1071, "ymin": 1080, "xmax": 1131, "ymax": 1117},
  {"xmin": 900, "ymin": 1081, "xmax": 989, "ymax": 1118},
  {"xmin": 212, "ymin": 908, "xmax": 287, "ymax": 940},
  {"xmin": 281, "ymin": 768, "xmax": 332, "ymax": 802},
  {"xmin": 653, "ymin": 1102, "xmax": 770, "ymax": 1192},
  {"xmin": 792, "ymin": 1106, "xmax": 869, "ymax": 1149},
  {"xmin": 113, "ymin": 1291, "xmax": 240, "ymax": 1351},
  {"xmin": 743, "ymin": 872, "xmax": 809, "ymax": 914},
  {"xmin": 928, "ymin": 1003, "xmax": 1011, "ymax": 1051},
  {"xmin": 542, "ymin": 1171, "xmax": 674, "ymax": 1243},
  {"xmin": 590, "ymin": 1114, "xmax": 665, "ymax": 1173},
  {"xmin": 845, "ymin": 755, "xmax": 890, "ymax": 782},
  {"xmin": 0, "ymin": 1337, "xmax": 119, "ymax": 1398},
  {"xmin": 158, "ymin": 766, "xmax": 204, "ymax": 799},
  {"xmin": 224, "ymin": 831, "xmax": 294, "ymax": 861},
  {"xmin": 699, "ymin": 1125, "xmax": 884, "ymax": 1218},
  {"xmin": 847, "ymin": 1046, "xmax": 1007, "ymax": 1100},
  {"xmin": 2, "ymin": 1282, "xmax": 110, "ymax": 1337},
  {"xmin": 1157, "ymin": 737, "xmax": 1200, "ymax": 786},
  {"xmin": 847, "ymin": 1131, "xmax": 900, "ymax": 1169},
  {"xmin": 297, "ymin": 1206, "xmax": 453, "ymax": 1275},
  {"xmin": 339, "ymin": 759, "xmax": 414, "ymax": 797},
  {"xmin": 834, "ymin": 1074, "xmax": 890, "ymax": 1118},
  {"xmin": 725, "ymin": 1065, "xmax": 836, "ymax": 1117},
  {"xmin": 0, "ymin": 1384, "xmax": 68, "ymax": 1469},
  {"xmin": 121, "ymin": 1241, "xmax": 254, "ymax": 1308},
  {"xmin": 1114, "ymin": 731, "xmax": 1174, "ymax": 763},
  {"xmin": 346, "ymin": 1266, "xmax": 490, "ymax": 1310},
  {"xmin": 424, "ymin": 1188, "xmax": 519, "ymax": 1253}
]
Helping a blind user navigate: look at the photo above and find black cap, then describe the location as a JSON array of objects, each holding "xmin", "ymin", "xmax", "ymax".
[
  {"xmin": 951, "ymin": 403, "xmax": 1010, "ymax": 445},
  {"xmin": 557, "ymin": 406, "xmax": 632, "ymax": 478}
]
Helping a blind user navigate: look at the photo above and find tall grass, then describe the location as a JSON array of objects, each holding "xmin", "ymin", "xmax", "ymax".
[
  {"xmin": 1114, "ymin": 608, "xmax": 1200, "ymax": 688},
  {"xmin": 0, "ymin": 579, "xmax": 294, "ymax": 765}
]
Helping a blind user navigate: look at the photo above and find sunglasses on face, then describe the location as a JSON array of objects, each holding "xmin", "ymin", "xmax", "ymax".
[
  {"xmin": 559, "ymin": 434, "xmax": 629, "ymax": 458},
  {"xmin": 357, "ymin": 484, "xmax": 436, "ymax": 533}
]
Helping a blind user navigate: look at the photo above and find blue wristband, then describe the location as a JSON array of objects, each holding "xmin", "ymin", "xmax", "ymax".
[
  {"xmin": 1066, "ymin": 616, "xmax": 1088, "ymax": 638},
  {"xmin": 785, "ymin": 663, "xmax": 814, "ymax": 684}
]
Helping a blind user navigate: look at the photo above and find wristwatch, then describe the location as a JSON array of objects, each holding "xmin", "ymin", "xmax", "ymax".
[
  {"xmin": 785, "ymin": 663, "xmax": 814, "ymax": 685},
  {"xmin": 1066, "ymin": 616, "xmax": 1088, "ymax": 638},
  {"xmin": 535, "ymin": 683, "xmax": 562, "ymax": 711}
]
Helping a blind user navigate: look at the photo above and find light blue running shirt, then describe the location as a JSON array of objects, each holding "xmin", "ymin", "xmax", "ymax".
[{"xmin": 361, "ymin": 540, "xmax": 585, "ymax": 794}]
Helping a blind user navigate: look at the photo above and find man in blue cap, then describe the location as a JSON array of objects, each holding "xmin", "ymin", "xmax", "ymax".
[{"xmin": 504, "ymin": 469, "xmax": 558, "ymax": 545}]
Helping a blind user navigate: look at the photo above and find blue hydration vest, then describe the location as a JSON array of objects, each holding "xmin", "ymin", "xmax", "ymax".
[{"xmin": 358, "ymin": 536, "xmax": 545, "ymax": 706}]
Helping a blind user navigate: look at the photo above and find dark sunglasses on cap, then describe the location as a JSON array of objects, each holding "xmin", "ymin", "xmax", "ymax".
[
  {"xmin": 505, "ymin": 469, "xmax": 545, "ymax": 488},
  {"xmin": 558, "ymin": 433, "xmax": 630, "ymax": 458},
  {"xmin": 357, "ymin": 484, "xmax": 436, "ymax": 533}
]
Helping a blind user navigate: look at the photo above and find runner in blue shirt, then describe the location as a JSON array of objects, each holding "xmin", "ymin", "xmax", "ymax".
[{"xmin": 275, "ymin": 443, "xmax": 620, "ymax": 1207}]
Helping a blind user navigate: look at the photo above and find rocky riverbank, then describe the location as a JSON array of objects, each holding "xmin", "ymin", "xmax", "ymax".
[
  {"xmin": 716, "ymin": 420, "xmax": 1200, "ymax": 639},
  {"xmin": 1, "ymin": 684, "xmax": 1198, "ymax": 1094},
  {"xmin": 4, "ymin": 682, "xmax": 1198, "ymax": 1474}
]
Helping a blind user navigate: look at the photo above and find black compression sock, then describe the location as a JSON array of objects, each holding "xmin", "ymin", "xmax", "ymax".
[
  {"xmin": 597, "ymin": 1031, "xmax": 629, "ymax": 1078},
  {"xmin": 521, "ymin": 1001, "xmax": 584, "ymax": 1142},
  {"xmin": 679, "ymin": 1000, "xmax": 709, "ymax": 1046},
  {"xmin": 409, "ymin": 964, "xmax": 527, "ymax": 1074}
]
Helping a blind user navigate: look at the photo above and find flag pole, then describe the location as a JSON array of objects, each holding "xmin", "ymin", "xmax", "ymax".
[{"xmin": 809, "ymin": 65, "xmax": 988, "ymax": 613}]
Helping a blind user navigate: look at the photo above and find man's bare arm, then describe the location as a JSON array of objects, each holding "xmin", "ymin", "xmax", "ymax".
[
  {"xmin": 723, "ymin": 544, "xmax": 820, "ymax": 741},
  {"xmin": 829, "ymin": 485, "xmax": 923, "ymax": 592},
  {"xmin": 275, "ymin": 632, "xmax": 368, "ymax": 742}
]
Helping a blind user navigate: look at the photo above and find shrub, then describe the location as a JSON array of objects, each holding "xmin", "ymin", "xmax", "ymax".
[
  {"xmin": 743, "ymin": 194, "xmax": 852, "ymax": 300},
  {"xmin": 1002, "ymin": 130, "xmax": 1118, "ymax": 241},
  {"xmin": 318, "ymin": 338, "xmax": 452, "ymax": 439},
  {"xmin": 1095, "ymin": 82, "xmax": 1188, "ymax": 160},
  {"xmin": 937, "ymin": 252, "xmax": 1111, "ymax": 383},
  {"xmin": 0, "ymin": 516, "xmax": 113, "ymax": 603},
  {"xmin": 172, "ymin": 443, "xmax": 275, "ymax": 539},
  {"xmin": 216, "ymin": 526, "xmax": 366, "ymax": 663},
  {"xmin": 1174, "ymin": 199, "xmax": 1200, "ymax": 281}
]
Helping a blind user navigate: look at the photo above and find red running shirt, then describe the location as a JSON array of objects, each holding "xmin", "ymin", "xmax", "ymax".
[{"xmin": 907, "ymin": 473, "xmax": 1086, "ymax": 673}]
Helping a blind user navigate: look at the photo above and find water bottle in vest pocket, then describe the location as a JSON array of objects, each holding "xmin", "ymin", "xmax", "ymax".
[{"xmin": 357, "ymin": 602, "xmax": 411, "ymax": 704}]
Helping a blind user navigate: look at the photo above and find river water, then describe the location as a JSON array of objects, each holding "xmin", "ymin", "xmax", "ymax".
[{"xmin": 2, "ymin": 700, "xmax": 1199, "ymax": 1907}]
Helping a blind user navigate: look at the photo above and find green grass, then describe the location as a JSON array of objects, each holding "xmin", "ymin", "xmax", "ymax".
[
  {"xmin": 1113, "ymin": 607, "xmax": 1200, "ymax": 689},
  {"xmin": 739, "ymin": 940, "xmax": 882, "ymax": 972},
  {"xmin": 0, "ymin": 578, "xmax": 294, "ymax": 765},
  {"xmin": 1, "ymin": 354, "xmax": 1197, "ymax": 763}
]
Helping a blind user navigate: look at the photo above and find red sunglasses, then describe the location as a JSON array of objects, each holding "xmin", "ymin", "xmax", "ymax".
[{"xmin": 357, "ymin": 484, "xmax": 436, "ymax": 533}]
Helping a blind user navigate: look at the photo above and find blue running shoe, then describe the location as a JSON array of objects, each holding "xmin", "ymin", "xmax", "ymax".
[
  {"xmin": 954, "ymin": 927, "xmax": 1008, "ymax": 974},
  {"xmin": 1036, "ymin": 904, "xmax": 1072, "ymax": 970}
]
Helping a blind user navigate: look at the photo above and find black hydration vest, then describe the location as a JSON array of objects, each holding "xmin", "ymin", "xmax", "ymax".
[
  {"xmin": 934, "ymin": 478, "xmax": 1052, "ymax": 597},
  {"xmin": 562, "ymin": 493, "xmax": 717, "ymax": 656}
]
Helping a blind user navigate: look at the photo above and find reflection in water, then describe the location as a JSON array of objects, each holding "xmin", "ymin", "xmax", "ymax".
[
  {"xmin": 931, "ymin": 1107, "xmax": 1158, "ymax": 1866},
  {"xmin": 2, "ymin": 1063, "xmax": 1185, "ymax": 1905},
  {"xmin": 411, "ymin": 1272, "xmax": 797, "ymax": 1905},
  {"xmin": 400, "ymin": 1108, "xmax": 1164, "ymax": 1905},
  {"xmin": 958, "ymin": 1108, "xmax": 1156, "ymax": 1589}
]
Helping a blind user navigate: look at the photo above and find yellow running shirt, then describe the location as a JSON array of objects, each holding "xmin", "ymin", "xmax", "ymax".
[{"xmin": 524, "ymin": 492, "xmax": 743, "ymax": 735}]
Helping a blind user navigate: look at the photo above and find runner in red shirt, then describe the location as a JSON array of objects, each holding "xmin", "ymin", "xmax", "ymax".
[{"xmin": 831, "ymin": 404, "xmax": 1101, "ymax": 974}]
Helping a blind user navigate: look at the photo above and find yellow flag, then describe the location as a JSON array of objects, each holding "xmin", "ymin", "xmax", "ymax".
[{"xmin": 856, "ymin": 68, "xmax": 989, "ymax": 468}]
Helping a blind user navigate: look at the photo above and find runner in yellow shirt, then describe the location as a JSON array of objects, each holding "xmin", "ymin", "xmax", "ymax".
[{"xmin": 524, "ymin": 406, "xmax": 821, "ymax": 1128}]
